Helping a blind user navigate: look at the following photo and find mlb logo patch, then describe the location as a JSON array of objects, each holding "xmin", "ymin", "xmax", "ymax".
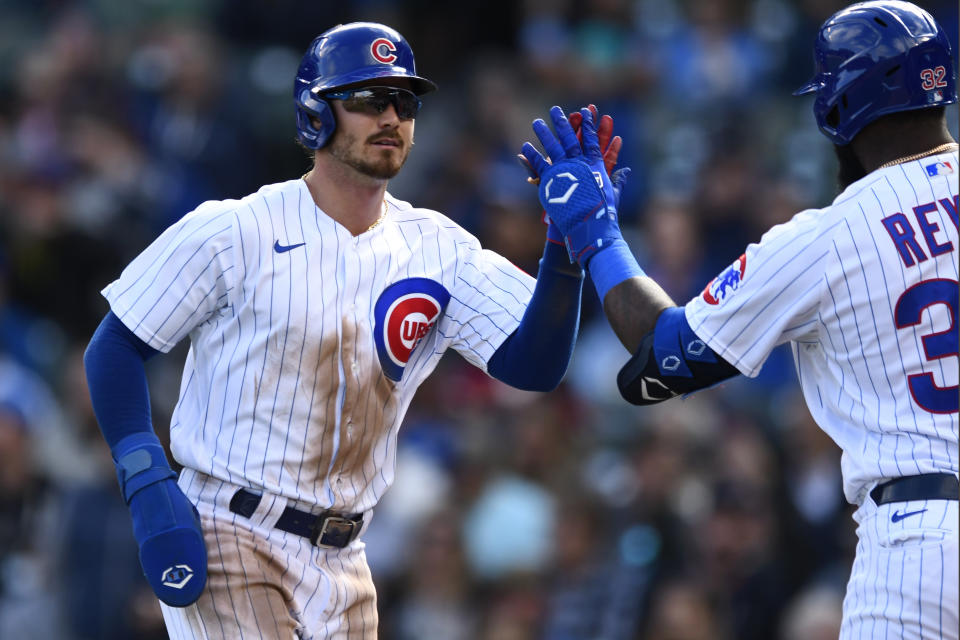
[
  {"xmin": 702, "ymin": 254, "xmax": 747, "ymax": 306},
  {"xmin": 926, "ymin": 161, "xmax": 954, "ymax": 177}
]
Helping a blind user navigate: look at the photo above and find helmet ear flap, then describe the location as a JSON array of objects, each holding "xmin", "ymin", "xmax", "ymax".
[{"xmin": 295, "ymin": 88, "xmax": 336, "ymax": 149}]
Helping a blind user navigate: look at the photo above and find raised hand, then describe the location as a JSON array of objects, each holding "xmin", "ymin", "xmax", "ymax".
[
  {"xmin": 568, "ymin": 104, "xmax": 622, "ymax": 176},
  {"xmin": 527, "ymin": 106, "xmax": 631, "ymax": 266},
  {"xmin": 518, "ymin": 104, "xmax": 623, "ymax": 247}
]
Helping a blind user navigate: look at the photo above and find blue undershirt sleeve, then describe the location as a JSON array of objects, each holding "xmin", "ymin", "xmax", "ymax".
[
  {"xmin": 487, "ymin": 241, "xmax": 584, "ymax": 391},
  {"xmin": 83, "ymin": 311, "xmax": 162, "ymax": 450}
]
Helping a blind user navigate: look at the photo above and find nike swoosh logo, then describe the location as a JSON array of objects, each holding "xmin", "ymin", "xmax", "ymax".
[
  {"xmin": 274, "ymin": 240, "xmax": 306, "ymax": 253},
  {"xmin": 890, "ymin": 508, "xmax": 927, "ymax": 523}
]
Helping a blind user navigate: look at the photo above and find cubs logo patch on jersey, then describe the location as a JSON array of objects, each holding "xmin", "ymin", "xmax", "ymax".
[
  {"xmin": 374, "ymin": 278, "xmax": 450, "ymax": 381},
  {"xmin": 702, "ymin": 254, "xmax": 747, "ymax": 305}
]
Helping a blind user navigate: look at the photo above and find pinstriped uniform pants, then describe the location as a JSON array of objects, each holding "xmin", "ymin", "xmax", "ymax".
[
  {"xmin": 159, "ymin": 469, "xmax": 379, "ymax": 640},
  {"xmin": 840, "ymin": 493, "xmax": 958, "ymax": 640}
]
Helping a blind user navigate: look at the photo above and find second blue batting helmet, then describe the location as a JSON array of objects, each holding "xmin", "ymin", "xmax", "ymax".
[
  {"xmin": 293, "ymin": 22, "xmax": 437, "ymax": 149},
  {"xmin": 794, "ymin": 0, "xmax": 957, "ymax": 145}
]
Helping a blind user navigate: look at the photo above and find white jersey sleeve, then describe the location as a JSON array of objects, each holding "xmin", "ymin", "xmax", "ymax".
[
  {"xmin": 102, "ymin": 201, "xmax": 241, "ymax": 352},
  {"xmin": 442, "ymin": 239, "xmax": 535, "ymax": 371},
  {"xmin": 684, "ymin": 207, "xmax": 831, "ymax": 377}
]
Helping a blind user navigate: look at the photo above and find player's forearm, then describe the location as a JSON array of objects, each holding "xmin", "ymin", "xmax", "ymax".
[
  {"xmin": 580, "ymin": 240, "xmax": 676, "ymax": 353},
  {"xmin": 487, "ymin": 241, "xmax": 583, "ymax": 391},
  {"xmin": 602, "ymin": 275, "xmax": 676, "ymax": 353}
]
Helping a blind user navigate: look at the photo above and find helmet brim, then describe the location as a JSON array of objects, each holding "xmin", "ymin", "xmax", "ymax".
[{"xmin": 313, "ymin": 66, "xmax": 438, "ymax": 96}]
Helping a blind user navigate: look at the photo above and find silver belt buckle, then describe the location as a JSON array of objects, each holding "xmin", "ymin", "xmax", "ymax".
[{"xmin": 312, "ymin": 515, "xmax": 357, "ymax": 548}]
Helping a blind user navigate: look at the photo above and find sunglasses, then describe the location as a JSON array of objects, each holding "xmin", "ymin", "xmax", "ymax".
[{"xmin": 322, "ymin": 86, "xmax": 422, "ymax": 120}]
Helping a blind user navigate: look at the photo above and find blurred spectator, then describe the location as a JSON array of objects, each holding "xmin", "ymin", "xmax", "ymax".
[
  {"xmin": 779, "ymin": 583, "xmax": 844, "ymax": 640},
  {"xmin": 639, "ymin": 195, "xmax": 714, "ymax": 302},
  {"xmin": 645, "ymin": 0, "xmax": 775, "ymax": 117},
  {"xmin": 540, "ymin": 494, "xmax": 656, "ymax": 639},
  {"xmin": 541, "ymin": 496, "xmax": 610, "ymax": 638},
  {"xmin": 365, "ymin": 445, "xmax": 455, "ymax": 578},
  {"xmin": 51, "ymin": 344, "xmax": 166, "ymax": 639},
  {"xmin": 463, "ymin": 472, "xmax": 556, "ymax": 579},
  {"xmin": 0, "ymin": 403, "xmax": 39, "ymax": 579},
  {"xmin": 1, "ymin": 171, "xmax": 125, "ymax": 346},
  {"xmin": 641, "ymin": 578, "xmax": 730, "ymax": 640},
  {"xmin": 387, "ymin": 508, "xmax": 478, "ymax": 640},
  {"xmin": 0, "ymin": 1, "xmax": 955, "ymax": 637},
  {"xmin": 697, "ymin": 478, "xmax": 790, "ymax": 640},
  {"xmin": 125, "ymin": 22, "xmax": 264, "ymax": 230},
  {"xmin": 0, "ymin": 401, "xmax": 63, "ymax": 639},
  {"xmin": 478, "ymin": 575, "xmax": 545, "ymax": 640}
]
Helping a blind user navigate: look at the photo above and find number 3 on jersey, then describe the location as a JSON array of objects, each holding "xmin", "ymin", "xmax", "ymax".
[{"xmin": 894, "ymin": 278, "xmax": 959, "ymax": 414}]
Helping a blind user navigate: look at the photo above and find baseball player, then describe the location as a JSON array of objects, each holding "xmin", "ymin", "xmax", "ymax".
[
  {"xmin": 523, "ymin": 1, "xmax": 958, "ymax": 638},
  {"xmin": 83, "ymin": 22, "xmax": 590, "ymax": 639}
]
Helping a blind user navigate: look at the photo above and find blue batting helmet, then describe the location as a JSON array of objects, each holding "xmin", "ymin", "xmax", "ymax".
[
  {"xmin": 794, "ymin": 1, "xmax": 957, "ymax": 145},
  {"xmin": 293, "ymin": 22, "xmax": 437, "ymax": 149}
]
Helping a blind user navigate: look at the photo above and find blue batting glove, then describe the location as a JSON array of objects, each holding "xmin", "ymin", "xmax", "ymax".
[
  {"xmin": 610, "ymin": 167, "xmax": 631, "ymax": 210},
  {"xmin": 565, "ymin": 107, "xmax": 619, "ymax": 207},
  {"xmin": 532, "ymin": 106, "xmax": 630, "ymax": 266},
  {"xmin": 113, "ymin": 432, "xmax": 208, "ymax": 607},
  {"xmin": 519, "ymin": 140, "xmax": 550, "ymax": 180},
  {"xmin": 520, "ymin": 106, "xmax": 625, "ymax": 251},
  {"xmin": 518, "ymin": 142, "xmax": 565, "ymax": 246}
]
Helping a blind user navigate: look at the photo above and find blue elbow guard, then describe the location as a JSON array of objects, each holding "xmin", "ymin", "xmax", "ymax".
[
  {"xmin": 651, "ymin": 307, "xmax": 718, "ymax": 377},
  {"xmin": 618, "ymin": 307, "xmax": 740, "ymax": 405}
]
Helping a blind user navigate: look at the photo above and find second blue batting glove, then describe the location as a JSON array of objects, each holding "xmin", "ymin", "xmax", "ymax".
[
  {"xmin": 529, "ymin": 106, "xmax": 631, "ymax": 267},
  {"xmin": 519, "ymin": 105, "xmax": 625, "ymax": 251},
  {"xmin": 517, "ymin": 146, "xmax": 566, "ymax": 247}
]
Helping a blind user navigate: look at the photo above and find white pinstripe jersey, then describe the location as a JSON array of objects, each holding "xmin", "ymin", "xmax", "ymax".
[
  {"xmin": 686, "ymin": 150, "xmax": 959, "ymax": 504},
  {"xmin": 103, "ymin": 178, "xmax": 534, "ymax": 513}
]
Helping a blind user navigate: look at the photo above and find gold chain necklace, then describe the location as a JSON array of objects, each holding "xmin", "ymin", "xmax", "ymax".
[
  {"xmin": 878, "ymin": 142, "xmax": 959, "ymax": 169},
  {"xmin": 365, "ymin": 199, "xmax": 388, "ymax": 232}
]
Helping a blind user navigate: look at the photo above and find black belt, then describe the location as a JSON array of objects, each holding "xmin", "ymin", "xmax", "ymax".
[
  {"xmin": 870, "ymin": 473, "xmax": 959, "ymax": 506},
  {"xmin": 229, "ymin": 488, "xmax": 363, "ymax": 548}
]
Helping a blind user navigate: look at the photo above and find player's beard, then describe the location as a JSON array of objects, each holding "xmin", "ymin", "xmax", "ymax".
[
  {"xmin": 833, "ymin": 143, "xmax": 867, "ymax": 192},
  {"xmin": 328, "ymin": 130, "xmax": 411, "ymax": 180}
]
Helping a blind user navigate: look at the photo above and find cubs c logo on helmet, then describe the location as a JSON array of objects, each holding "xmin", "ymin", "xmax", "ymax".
[
  {"xmin": 702, "ymin": 254, "xmax": 747, "ymax": 305},
  {"xmin": 374, "ymin": 278, "xmax": 450, "ymax": 381},
  {"xmin": 371, "ymin": 38, "xmax": 398, "ymax": 64}
]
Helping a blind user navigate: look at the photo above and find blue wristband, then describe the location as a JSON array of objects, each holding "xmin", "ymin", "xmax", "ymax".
[
  {"xmin": 589, "ymin": 239, "xmax": 645, "ymax": 302},
  {"xmin": 113, "ymin": 432, "xmax": 176, "ymax": 504}
]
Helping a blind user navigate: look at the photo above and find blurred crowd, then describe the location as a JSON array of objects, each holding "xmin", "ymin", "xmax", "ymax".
[{"xmin": 0, "ymin": 0, "xmax": 956, "ymax": 639}]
